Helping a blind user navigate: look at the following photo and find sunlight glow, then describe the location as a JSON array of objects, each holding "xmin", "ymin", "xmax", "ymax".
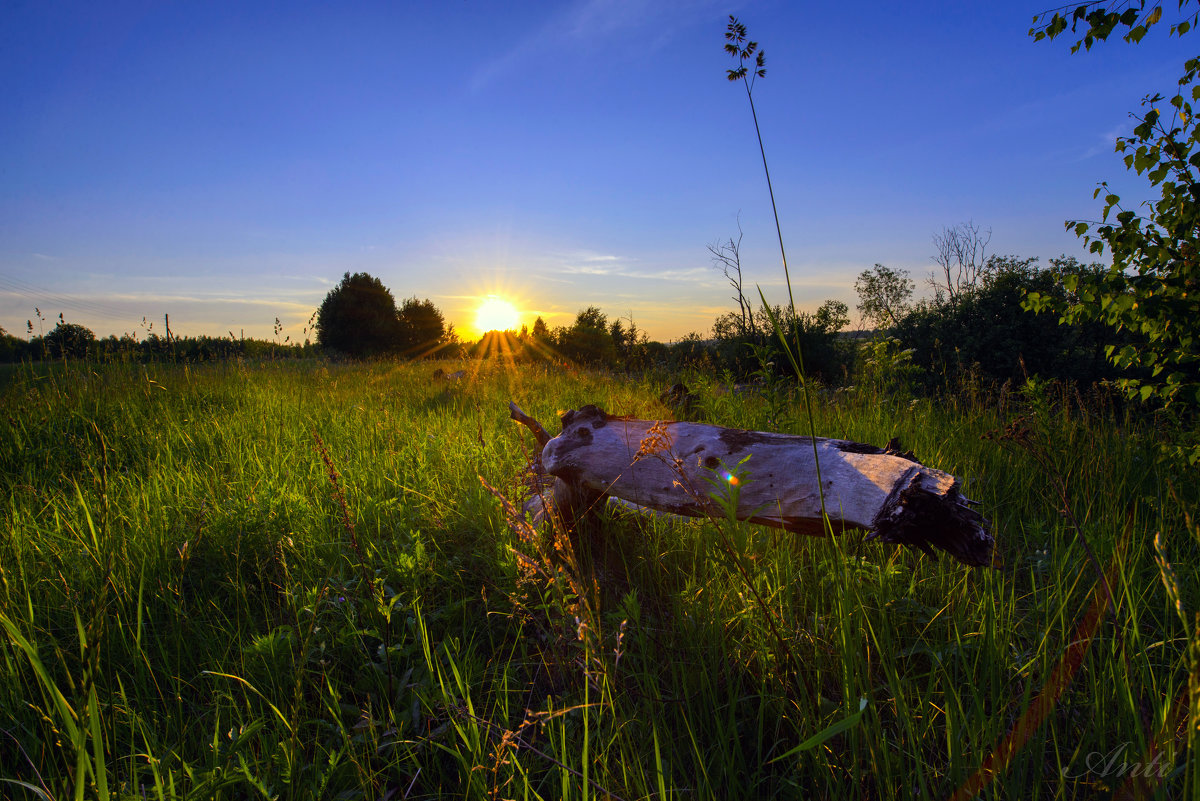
[{"xmin": 474, "ymin": 295, "xmax": 519, "ymax": 334}]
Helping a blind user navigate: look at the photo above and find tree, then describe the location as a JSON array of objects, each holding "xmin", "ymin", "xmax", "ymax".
[
  {"xmin": 812, "ymin": 299, "xmax": 849, "ymax": 333},
  {"xmin": 855, "ymin": 264, "xmax": 914, "ymax": 329},
  {"xmin": 609, "ymin": 314, "xmax": 649, "ymax": 372},
  {"xmin": 559, "ymin": 306, "xmax": 616, "ymax": 365},
  {"xmin": 316, "ymin": 272, "xmax": 401, "ymax": 357},
  {"xmin": 43, "ymin": 320, "xmax": 95, "ymax": 359},
  {"xmin": 930, "ymin": 221, "xmax": 993, "ymax": 304},
  {"xmin": 1028, "ymin": 2, "xmax": 1200, "ymax": 440},
  {"xmin": 0, "ymin": 325, "xmax": 30, "ymax": 362},
  {"xmin": 708, "ymin": 220, "xmax": 758, "ymax": 340},
  {"xmin": 397, "ymin": 296, "xmax": 446, "ymax": 357},
  {"xmin": 897, "ymin": 256, "xmax": 1114, "ymax": 387}
]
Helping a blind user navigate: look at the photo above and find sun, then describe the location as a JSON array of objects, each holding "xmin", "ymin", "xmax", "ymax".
[{"xmin": 474, "ymin": 295, "xmax": 520, "ymax": 334}]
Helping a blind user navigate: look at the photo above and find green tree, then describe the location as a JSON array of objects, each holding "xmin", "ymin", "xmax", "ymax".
[
  {"xmin": 316, "ymin": 272, "xmax": 401, "ymax": 358},
  {"xmin": 609, "ymin": 315, "xmax": 649, "ymax": 372},
  {"xmin": 43, "ymin": 320, "xmax": 95, "ymax": 359},
  {"xmin": 855, "ymin": 264, "xmax": 915, "ymax": 329},
  {"xmin": 785, "ymin": 300, "xmax": 851, "ymax": 383},
  {"xmin": 812, "ymin": 299, "xmax": 849, "ymax": 333},
  {"xmin": 397, "ymin": 296, "xmax": 446, "ymax": 357},
  {"xmin": 899, "ymin": 256, "xmax": 1113, "ymax": 387},
  {"xmin": 559, "ymin": 306, "xmax": 616, "ymax": 366},
  {"xmin": 1028, "ymin": 2, "xmax": 1200, "ymax": 433},
  {"xmin": 0, "ymin": 325, "xmax": 30, "ymax": 362}
]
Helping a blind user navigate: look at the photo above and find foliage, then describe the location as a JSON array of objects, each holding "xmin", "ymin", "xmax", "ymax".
[
  {"xmin": 667, "ymin": 331, "xmax": 713, "ymax": 369},
  {"xmin": 0, "ymin": 328, "xmax": 31, "ymax": 362},
  {"xmin": 609, "ymin": 316, "xmax": 651, "ymax": 372},
  {"xmin": 857, "ymin": 336, "xmax": 921, "ymax": 395},
  {"xmin": 396, "ymin": 296, "xmax": 447, "ymax": 358},
  {"xmin": 557, "ymin": 306, "xmax": 617, "ymax": 366},
  {"xmin": 43, "ymin": 319, "xmax": 96, "ymax": 359},
  {"xmin": 895, "ymin": 256, "xmax": 1114, "ymax": 387},
  {"xmin": 1028, "ymin": 1, "xmax": 1200, "ymax": 454},
  {"xmin": 855, "ymin": 264, "xmax": 914, "ymax": 329},
  {"xmin": 711, "ymin": 300, "xmax": 851, "ymax": 383},
  {"xmin": 781, "ymin": 300, "xmax": 851, "ymax": 383},
  {"xmin": 316, "ymin": 271, "xmax": 402, "ymax": 358},
  {"xmin": 1030, "ymin": 1, "xmax": 1196, "ymax": 51}
]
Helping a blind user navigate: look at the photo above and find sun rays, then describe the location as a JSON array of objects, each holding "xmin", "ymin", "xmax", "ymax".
[{"xmin": 474, "ymin": 296, "xmax": 519, "ymax": 336}]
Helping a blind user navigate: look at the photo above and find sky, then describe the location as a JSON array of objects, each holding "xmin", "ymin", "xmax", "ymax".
[{"xmin": 2, "ymin": 0, "xmax": 1196, "ymax": 342}]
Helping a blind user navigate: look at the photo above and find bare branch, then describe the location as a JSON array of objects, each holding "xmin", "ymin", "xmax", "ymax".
[
  {"xmin": 930, "ymin": 221, "xmax": 993, "ymax": 302},
  {"xmin": 707, "ymin": 216, "xmax": 757, "ymax": 338}
]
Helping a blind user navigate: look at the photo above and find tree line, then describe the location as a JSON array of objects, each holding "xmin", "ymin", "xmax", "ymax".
[
  {"xmin": 0, "ymin": 318, "xmax": 317, "ymax": 364},
  {"xmin": 0, "ymin": 253, "xmax": 1140, "ymax": 389}
]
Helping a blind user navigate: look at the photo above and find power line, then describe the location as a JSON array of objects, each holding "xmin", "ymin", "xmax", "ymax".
[{"xmin": 0, "ymin": 274, "xmax": 143, "ymax": 321}]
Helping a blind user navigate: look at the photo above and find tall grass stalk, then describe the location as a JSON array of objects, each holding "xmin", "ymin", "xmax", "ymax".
[{"xmin": 724, "ymin": 16, "xmax": 830, "ymax": 525}]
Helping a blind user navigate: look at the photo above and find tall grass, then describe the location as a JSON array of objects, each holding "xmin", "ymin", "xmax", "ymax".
[{"xmin": 0, "ymin": 358, "xmax": 1195, "ymax": 798}]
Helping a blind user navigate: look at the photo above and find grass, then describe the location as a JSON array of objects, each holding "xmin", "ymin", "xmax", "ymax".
[{"xmin": 0, "ymin": 357, "xmax": 1196, "ymax": 799}]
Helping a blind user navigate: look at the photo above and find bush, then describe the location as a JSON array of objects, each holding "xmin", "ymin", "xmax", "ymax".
[{"xmin": 892, "ymin": 257, "xmax": 1114, "ymax": 389}]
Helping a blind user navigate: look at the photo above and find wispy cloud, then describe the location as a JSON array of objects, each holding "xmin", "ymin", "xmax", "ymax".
[
  {"xmin": 555, "ymin": 250, "xmax": 629, "ymax": 275},
  {"xmin": 469, "ymin": 0, "xmax": 725, "ymax": 92},
  {"xmin": 278, "ymin": 274, "xmax": 334, "ymax": 286},
  {"xmin": 549, "ymin": 249, "xmax": 716, "ymax": 283},
  {"xmin": 1077, "ymin": 123, "xmax": 1127, "ymax": 161}
]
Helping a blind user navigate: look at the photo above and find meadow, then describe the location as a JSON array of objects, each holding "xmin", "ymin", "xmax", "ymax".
[{"xmin": 0, "ymin": 357, "xmax": 1196, "ymax": 799}]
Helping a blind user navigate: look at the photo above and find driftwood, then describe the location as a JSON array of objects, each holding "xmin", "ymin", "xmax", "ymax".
[{"xmin": 509, "ymin": 402, "xmax": 993, "ymax": 567}]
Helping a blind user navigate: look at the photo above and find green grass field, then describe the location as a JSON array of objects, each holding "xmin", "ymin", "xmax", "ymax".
[{"xmin": 1, "ymin": 358, "xmax": 1196, "ymax": 799}]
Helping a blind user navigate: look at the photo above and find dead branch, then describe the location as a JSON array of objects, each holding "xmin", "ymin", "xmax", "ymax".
[{"xmin": 508, "ymin": 402, "xmax": 994, "ymax": 567}]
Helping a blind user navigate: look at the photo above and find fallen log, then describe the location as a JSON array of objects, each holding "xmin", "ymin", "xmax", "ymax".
[{"xmin": 509, "ymin": 402, "xmax": 993, "ymax": 567}]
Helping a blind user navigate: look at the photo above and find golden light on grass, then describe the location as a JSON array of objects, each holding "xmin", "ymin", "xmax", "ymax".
[{"xmin": 474, "ymin": 295, "xmax": 519, "ymax": 335}]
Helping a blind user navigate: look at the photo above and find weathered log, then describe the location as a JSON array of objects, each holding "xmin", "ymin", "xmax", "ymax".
[{"xmin": 509, "ymin": 402, "xmax": 993, "ymax": 567}]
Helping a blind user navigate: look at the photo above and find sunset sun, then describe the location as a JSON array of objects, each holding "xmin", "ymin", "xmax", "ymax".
[{"xmin": 474, "ymin": 296, "xmax": 519, "ymax": 334}]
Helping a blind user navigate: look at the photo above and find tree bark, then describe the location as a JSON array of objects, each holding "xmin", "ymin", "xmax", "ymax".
[{"xmin": 509, "ymin": 403, "xmax": 993, "ymax": 567}]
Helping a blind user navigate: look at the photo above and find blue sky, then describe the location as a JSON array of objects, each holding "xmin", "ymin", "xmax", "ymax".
[{"xmin": 2, "ymin": 0, "xmax": 1195, "ymax": 341}]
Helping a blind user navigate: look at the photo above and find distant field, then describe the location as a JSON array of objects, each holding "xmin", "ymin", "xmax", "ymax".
[{"xmin": 0, "ymin": 358, "xmax": 1195, "ymax": 799}]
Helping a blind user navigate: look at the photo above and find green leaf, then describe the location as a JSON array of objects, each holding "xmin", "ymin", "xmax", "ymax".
[{"xmin": 769, "ymin": 698, "xmax": 869, "ymax": 762}]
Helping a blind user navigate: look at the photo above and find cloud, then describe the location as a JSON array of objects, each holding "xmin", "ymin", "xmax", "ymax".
[
  {"xmin": 469, "ymin": 0, "xmax": 724, "ymax": 92},
  {"xmin": 541, "ymin": 248, "xmax": 722, "ymax": 283},
  {"xmin": 553, "ymin": 250, "xmax": 629, "ymax": 275},
  {"xmin": 278, "ymin": 274, "xmax": 334, "ymax": 285},
  {"xmin": 1077, "ymin": 123, "xmax": 1127, "ymax": 161}
]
